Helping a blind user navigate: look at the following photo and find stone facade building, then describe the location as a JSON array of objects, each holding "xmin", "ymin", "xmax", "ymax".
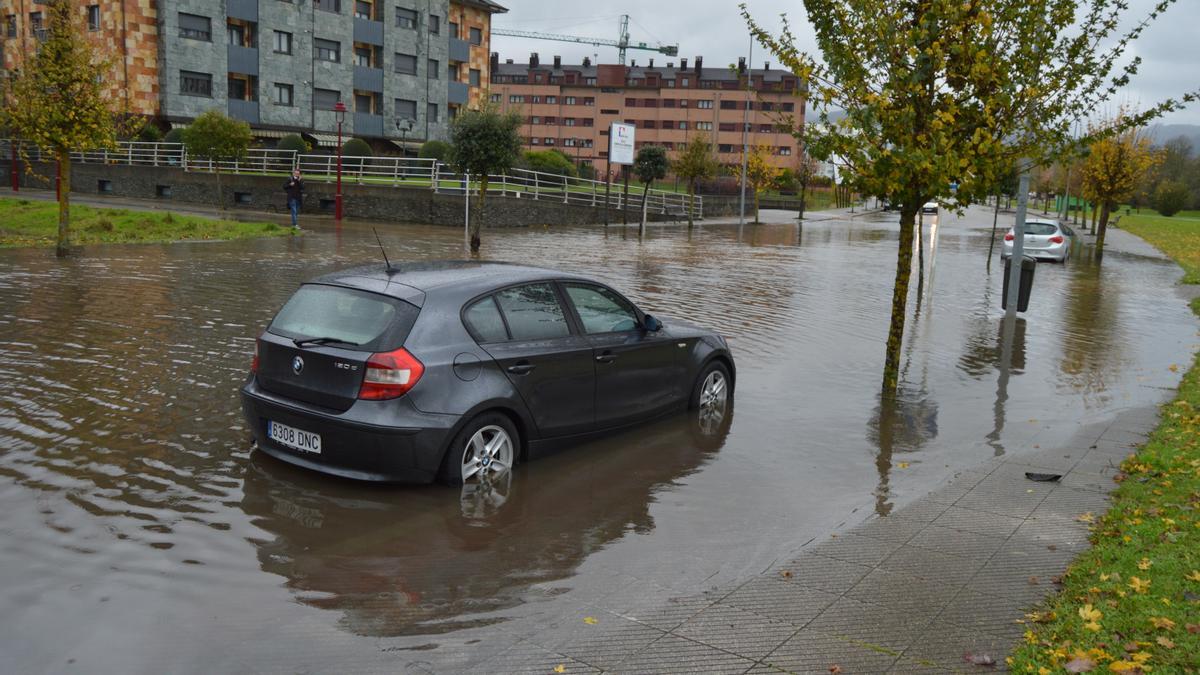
[
  {"xmin": 0, "ymin": 0, "xmax": 505, "ymax": 146},
  {"xmin": 489, "ymin": 54, "xmax": 806, "ymax": 177}
]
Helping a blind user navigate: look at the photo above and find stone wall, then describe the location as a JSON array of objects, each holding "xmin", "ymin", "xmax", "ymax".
[{"xmin": 0, "ymin": 160, "xmax": 677, "ymax": 228}]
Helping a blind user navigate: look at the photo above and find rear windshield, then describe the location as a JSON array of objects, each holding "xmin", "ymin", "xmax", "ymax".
[
  {"xmin": 1023, "ymin": 222, "xmax": 1058, "ymax": 235},
  {"xmin": 268, "ymin": 284, "xmax": 419, "ymax": 352}
]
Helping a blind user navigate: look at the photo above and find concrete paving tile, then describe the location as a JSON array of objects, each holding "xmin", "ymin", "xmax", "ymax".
[
  {"xmin": 930, "ymin": 506, "xmax": 1024, "ymax": 539},
  {"xmin": 771, "ymin": 553, "xmax": 874, "ymax": 594},
  {"xmin": 762, "ymin": 627, "xmax": 902, "ymax": 674},
  {"xmin": 809, "ymin": 533, "xmax": 905, "ymax": 566},
  {"xmin": 1059, "ymin": 470, "xmax": 1117, "ymax": 493},
  {"xmin": 905, "ymin": 525, "xmax": 1006, "ymax": 561},
  {"xmin": 526, "ymin": 611, "xmax": 666, "ymax": 670},
  {"xmin": 609, "ymin": 635, "xmax": 756, "ymax": 675},
  {"xmin": 953, "ymin": 486, "xmax": 1046, "ymax": 519},
  {"xmin": 891, "ymin": 499, "xmax": 952, "ymax": 523},
  {"xmin": 923, "ymin": 472, "xmax": 990, "ymax": 505},
  {"xmin": 462, "ymin": 640, "xmax": 601, "ymax": 674},
  {"xmin": 1008, "ymin": 516, "xmax": 1092, "ymax": 553},
  {"xmin": 804, "ymin": 596, "xmax": 935, "ymax": 652},
  {"xmin": 1033, "ymin": 486, "xmax": 1112, "ymax": 517},
  {"xmin": 935, "ymin": 589, "xmax": 1034, "ymax": 638},
  {"xmin": 591, "ymin": 579, "xmax": 716, "ymax": 631},
  {"xmin": 853, "ymin": 514, "xmax": 930, "ymax": 544},
  {"xmin": 887, "ymin": 657, "xmax": 956, "ymax": 673},
  {"xmin": 878, "ymin": 545, "xmax": 988, "ymax": 586},
  {"xmin": 846, "ymin": 568, "xmax": 961, "ymax": 616},
  {"xmin": 719, "ymin": 576, "xmax": 841, "ymax": 627},
  {"xmin": 999, "ymin": 453, "xmax": 1080, "ymax": 474},
  {"xmin": 1097, "ymin": 427, "xmax": 1151, "ymax": 445},
  {"xmin": 897, "ymin": 621, "xmax": 1013, "ymax": 673},
  {"xmin": 674, "ymin": 603, "xmax": 798, "ymax": 661},
  {"xmin": 966, "ymin": 544, "xmax": 1075, "ymax": 604}
]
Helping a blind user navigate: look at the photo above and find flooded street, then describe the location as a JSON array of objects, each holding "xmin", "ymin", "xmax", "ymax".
[{"xmin": 0, "ymin": 206, "xmax": 1194, "ymax": 673}]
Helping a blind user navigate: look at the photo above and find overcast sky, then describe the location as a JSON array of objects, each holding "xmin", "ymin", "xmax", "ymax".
[{"xmin": 491, "ymin": 0, "xmax": 1200, "ymax": 127}]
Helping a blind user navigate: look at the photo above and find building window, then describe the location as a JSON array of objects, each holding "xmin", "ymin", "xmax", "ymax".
[
  {"xmin": 448, "ymin": 64, "xmax": 459, "ymax": 81},
  {"xmin": 314, "ymin": 38, "xmax": 340, "ymax": 62},
  {"xmin": 544, "ymin": 138, "xmax": 555, "ymax": 146},
  {"xmin": 469, "ymin": 26, "xmax": 482, "ymax": 45},
  {"xmin": 584, "ymin": 97, "xmax": 595, "ymax": 106},
  {"xmin": 87, "ymin": 5, "xmax": 100, "ymax": 31},
  {"xmin": 427, "ymin": 103, "xmax": 438, "ymax": 122},
  {"xmin": 355, "ymin": 91, "xmax": 380, "ymax": 114},
  {"xmin": 314, "ymin": 0, "xmax": 340, "ymax": 13},
  {"xmin": 662, "ymin": 120, "xmax": 675, "ymax": 129},
  {"xmin": 228, "ymin": 74, "xmax": 257, "ymax": 101},
  {"xmin": 354, "ymin": 0, "xmax": 376, "ymax": 20},
  {"xmin": 179, "ymin": 70, "xmax": 212, "ymax": 97},
  {"xmin": 5, "ymin": 15, "xmax": 15, "ymax": 38},
  {"xmin": 779, "ymin": 147, "xmax": 792, "ymax": 156},
  {"xmin": 395, "ymin": 98, "xmax": 417, "ymax": 119},
  {"xmin": 719, "ymin": 122, "xmax": 736, "ymax": 132},
  {"xmin": 273, "ymin": 30, "xmax": 292, "ymax": 54},
  {"xmin": 448, "ymin": 21, "xmax": 458, "ymax": 38},
  {"xmin": 274, "ymin": 83, "xmax": 294, "ymax": 106},
  {"xmin": 696, "ymin": 122, "xmax": 713, "ymax": 130},
  {"xmin": 428, "ymin": 15, "xmax": 440, "ymax": 34},
  {"xmin": 178, "ymin": 13, "xmax": 211, "ymax": 41},
  {"xmin": 679, "ymin": 121, "xmax": 688, "ymax": 130},
  {"xmin": 509, "ymin": 95, "xmax": 524, "ymax": 103},
  {"xmin": 564, "ymin": 139, "xmax": 576, "ymax": 147},
  {"xmin": 489, "ymin": 93, "xmax": 500, "ymax": 103},
  {"xmin": 468, "ymin": 68, "xmax": 480, "ymax": 86},
  {"xmin": 428, "ymin": 58, "xmax": 439, "ymax": 79},
  {"xmin": 642, "ymin": 120, "xmax": 656, "ymax": 129},
  {"xmin": 782, "ymin": 102, "xmax": 795, "ymax": 112},
  {"xmin": 531, "ymin": 96, "xmax": 541, "ymax": 103},
  {"xmin": 585, "ymin": 77, "xmax": 596, "ymax": 85},
  {"xmin": 720, "ymin": 100, "xmax": 737, "ymax": 110},
  {"xmin": 564, "ymin": 118, "xmax": 575, "ymax": 127},
  {"xmin": 582, "ymin": 118, "xmax": 593, "ymax": 127},
  {"xmin": 696, "ymin": 99, "xmax": 713, "ymax": 109},
  {"xmin": 314, "ymin": 88, "xmax": 341, "ymax": 109},
  {"xmin": 227, "ymin": 18, "xmax": 256, "ymax": 47},
  {"xmin": 394, "ymin": 52, "xmax": 417, "ymax": 75},
  {"xmin": 564, "ymin": 96, "xmax": 576, "ymax": 105},
  {"xmin": 395, "ymin": 7, "xmax": 417, "ymax": 28},
  {"xmin": 354, "ymin": 45, "xmax": 372, "ymax": 67},
  {"xmin": 544, "ymin": 117, "xmax": 556, "ymax": 125},
  {"xmin": 546, "ymin": 96, "xmax": 557, "ymax": 104},
  {"xmin": 718, "ymin": 144, "xmax": 733, "ymax": 153},
  {"xmin": 28, "ymin": 11, "xmax": 43, "ymax": 33}
]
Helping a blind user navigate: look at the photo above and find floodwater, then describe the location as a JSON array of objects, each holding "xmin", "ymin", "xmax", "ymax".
[{"xmin": 0, "ymin": 206, "xmax": 1194, "ymax": 673}]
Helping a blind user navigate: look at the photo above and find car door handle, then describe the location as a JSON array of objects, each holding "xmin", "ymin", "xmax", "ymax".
[
  {"xmin": 506, "ymin": 362, "xmax": 536, "ymax": 375},
  {"xmin": 595, "ymin": 352, "xmax": 618, "ymax": 364}
]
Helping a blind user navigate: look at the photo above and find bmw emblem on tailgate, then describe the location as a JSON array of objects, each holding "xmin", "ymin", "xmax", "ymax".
[{"xmin": 292, "ymin": 356, "xmax": 305, "ymax": 375}]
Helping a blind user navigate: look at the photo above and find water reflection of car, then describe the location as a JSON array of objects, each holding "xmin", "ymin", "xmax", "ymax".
[
  {"xmin": 241, "ymin": 261, "xmax": 735, "ymax": 484},
  {"xmin": 239, "ymin": 403, "xmax": 733, "ymax": 637},
  {"xmin": 1001, "ymin": 219, "xmax": 1071, "ymax": 262},
  {"xmin": 921, "ymin": 201, "xmax": 939, "ymax": 215}
]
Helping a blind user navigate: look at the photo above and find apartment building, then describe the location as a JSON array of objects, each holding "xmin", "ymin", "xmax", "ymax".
[
  {"xmin": 489, "ymin": 54, "xmax": 806, "ymax": 177},
  {"xmin": 0, "ymin": 0, "xmax": 505, "ymax": 147}
]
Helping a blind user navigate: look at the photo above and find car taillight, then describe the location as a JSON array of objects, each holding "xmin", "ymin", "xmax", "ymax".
[
  {"xmin": 251, "ymin": 339, "xmax": 260, "ymax": 374},
  {"xmin": 358, "ymin": 347, "xmax": 424, "ymax": 400},
  {"xmin": 1004, "ymin": 232, "xmax": 1014, "ymax": 241},
  {"xmin": 1049, "ymin": 235, "xmax": 1064, "ymax": 244}
]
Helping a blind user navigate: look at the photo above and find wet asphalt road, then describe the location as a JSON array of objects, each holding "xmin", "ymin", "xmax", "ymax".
[{"xmin": 0, "ymin": 205, "xmax": 1194, "ymax": 673}]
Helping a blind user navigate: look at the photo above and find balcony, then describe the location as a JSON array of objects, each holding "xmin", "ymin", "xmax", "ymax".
[
  {"xmin": 353, "ymin": 113, "xmax": 383, "ymax": 138},
  {"xmin": 228, "ymin": 99, "xmax": 260, "ymax": 124},
  {"xmin": 227, "ymin": 0, "xmax": 258, "ymax": 22},
  {"xmin": 448, "ymin": 81, "xmax": 469, "ymax": 105},
  {"xmin": 353, "ymin": 17, "xmax": 383, "ymax": 45},
  {"xmin": 227, "ymin": 44, "xmax": 259, "ymax": 76},
  {"xmin": 448, "ymin": 38, "xmax": 470, "ymax": 63},
  {"xmin": 353, "ymin": 65, "xmax": 383, "ymax": 92}
]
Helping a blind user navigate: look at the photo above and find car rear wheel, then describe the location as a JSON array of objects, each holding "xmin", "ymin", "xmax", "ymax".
[
  {"xmin": 689, "ymin": 361, "xmax": 731, "ymax": 433},
  {"xmin": 439, "ymin": 413, "xmax": 518, "ymax": 486}
]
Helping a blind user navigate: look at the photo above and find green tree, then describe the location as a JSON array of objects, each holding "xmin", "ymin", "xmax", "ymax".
[
  {"xmin": 137, "ymin": 124, "xmax": 164, "ymax": 143},
  {"xmin": 181, "ymin": 109, "xmax": 252, "ymax": 212},
  {"xmin": 418, "ymin": 139, "xmax": 451, "ymax": 161},
  {"xmin": 746, "ymin": 144, "xmax": 781, "ymax": 224},
  {"xmin": 743, "ymin": 0, "xmax": 1200, "ymax": 395},
  {"xmin": 342, "ymin": 137, "xmax": 372, "ymax": 157},
  {"xmin": 448, "ymin": 104, "xmax": 524, "ymax": 251},
  {"xmin": 1, "ymin": 0, "xmax": 128, "ymax": 257},
  {"xmin": 277, "ymin": 134, "xmax": 310, "ymax": 154},
  {"xmin": 163, "ymin": 127, "xmax": 185, "ymax": 144},
  {"xmin": 1154, "ymin": 180, "xmax": 1191, "ymax": 217},
  {"xmin": 1079, "ymin": 115, "xmax": 1160, "ymax": 258},
  {"xmin": 522, "ymin": 149, "xmax": 578, "ymax": 179},
  {"xmin": 634, "ymin": 145, "xmax": 669, "ymax": 235},
  {"xmin": 672, "ymin": 138, "xmax": 719, "ymax": 228}
]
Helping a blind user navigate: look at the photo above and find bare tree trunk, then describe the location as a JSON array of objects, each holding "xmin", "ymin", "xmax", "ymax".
[
  {"xmin": 882, "ymin": 205, "xmax": 918, "ymax": 396},
  {"xmin": 753, "ymin": 190, "xmax": 760, "ymax": 224},
  {"xmin": 469, "ymin": 176, "xmax": 487, "ymax": 252},
  {"xmin": 56, "ymin": 150, "xmax": 71, "ymax": 258},
  {"xmin": 986, "ymin": 195, "xmax": 1001, "ymax": 271},
  {"xmin": 1095, "ymin": 201, "xmax": 1111, "ymax": 261},
  {"xmin": 1090, "ymin": 203, "xmax": 1098, "ymax": 234},
  {"xmin": 917, "ymin": 211, "xmax": 924, "ymax": 295},
  {"xmin": 639, "ymin": 182, "xmax": 649, "ymax": 236},
  {"xmin": 686, "ymin": 181, "xmax": 695, "ymax": 229},
  {"xmin": 797, "ymin": 174, "xmax": 808, "ymax": 221}
]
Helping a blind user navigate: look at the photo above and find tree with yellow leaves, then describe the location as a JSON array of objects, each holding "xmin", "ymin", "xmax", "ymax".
[
  {"xmin": 1080, "ymin": 115, "xmax": 1160, "ymax": 259},
  {"xmin": 742, "ymin": 0, "xmax": 1199, "ymax": 395},
  {"xmin": 1, "ymin": 0, "xmax": 129, "ymax": 257},
  {"xmin": 745, "ymin": 144, "xmax": 780, "ymax": 224}
]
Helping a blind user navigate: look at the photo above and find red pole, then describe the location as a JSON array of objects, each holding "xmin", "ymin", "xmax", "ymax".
[
  {"xmin": 335, "ymin": 119, "xmax": 344, "ymax": 221},
  {"xmin": 10, "ymin": 142, "xmax": 18, "ymax": 192}
]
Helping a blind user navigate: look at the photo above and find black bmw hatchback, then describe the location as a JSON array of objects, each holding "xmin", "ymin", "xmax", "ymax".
[{"xmin": 241, "ymin": 261, "xmax": 735, "ymax": 484}]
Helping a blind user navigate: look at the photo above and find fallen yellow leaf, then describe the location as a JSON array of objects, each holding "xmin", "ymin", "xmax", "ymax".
[
  {"xmin": 554, "ymin": 665, "xmax": 567, "ymax": 674},
  {"xmin": 583, "ymin": 616, "xmax": 598, "ymax": 625},
  {"xmin": 1079, "ymin": 604, "xmax": 1104, "ymax": 623},
  {"xmin": 1084, "ymin": 621, "xmax": 1102, "ymax": 632},
  {"xmin": 897, "ymin": 462, "xmax": 910, "ymax": 469},
  {"xmin": 1129, "ymin": 576, "xmax": 1151, "ymax": 594},
  {"xmin": 1150, "ymin": 616, "xmax": 1176, "ymax": 630},
  {"xmin": 1186, "ymin": 570, "xmax": 1200, "ymax": 582},
  {"xmin": 1108, "ymin": 661, "xmax": 1140, "ymax": 673},
  {"xmin": 1077, "ymin": 512, "xmax": 1096, "ymax": 523},
  {"xmin": 1156, "ymin": 636, "xmax": 1175, "ymax": 649},
  {"xmin": 1138, "ymin": 558, "xmax": 1152, "ymax": 571}
]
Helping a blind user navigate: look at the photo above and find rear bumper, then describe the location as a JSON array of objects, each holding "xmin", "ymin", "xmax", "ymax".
[
  {"xmin": 240, "ymin": 379, "xmax": 460, "ymax": 482},
  {"xmin": 1001, "ymin": 244, "xmax": 1068, "ymax": 261}
]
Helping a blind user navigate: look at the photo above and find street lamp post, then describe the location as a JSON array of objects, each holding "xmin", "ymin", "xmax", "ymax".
[
  {"xmin": 334, "ymin": 101, "xmax": 347, "ymax": 221},
  {"xmin": 394, "ymin": 116, "xmax": 415, "ymax": 156}
]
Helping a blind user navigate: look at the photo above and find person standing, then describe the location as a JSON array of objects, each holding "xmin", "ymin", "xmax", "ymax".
[{"xmin": 284, "ymin": 169, "xmax": 305, "ymax": 229}]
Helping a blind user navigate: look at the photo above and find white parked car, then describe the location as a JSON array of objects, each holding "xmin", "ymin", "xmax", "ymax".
[
  {"xmin": 921, "ymin": 202, "xmax": 939, "ymax": 215},
  {"xmin": 1001, "ymin": 219, "xmax": 1071, "ymax": 262}
]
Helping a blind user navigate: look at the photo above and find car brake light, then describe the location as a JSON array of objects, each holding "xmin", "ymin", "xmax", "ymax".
[
  {"xmin": 251, "ymin": 339, "xmax": 260, "ymax": 374},
  {"xmin": 1004, "ymin": 232, "xmax": 1014, "ymax": 241},
  {"xmin": 358, "ymin": 347, "xmax": 424, "ymax": 400},
  {"xmin": 1049, "ymin": 235, "xmax": 1064, "ymax": 244}
]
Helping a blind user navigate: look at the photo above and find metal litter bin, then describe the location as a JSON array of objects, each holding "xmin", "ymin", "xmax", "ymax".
[{"xmin": 1002, "ymin": 255, "xmax": 1036, "ymax": 312}]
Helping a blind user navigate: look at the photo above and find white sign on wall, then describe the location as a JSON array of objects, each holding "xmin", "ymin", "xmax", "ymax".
[{"xmin": 609, "ymin": 122, "xmax": 636, "ymax": 165}]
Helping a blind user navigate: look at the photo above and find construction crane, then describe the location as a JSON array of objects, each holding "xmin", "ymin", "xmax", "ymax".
[{"xmin": 492, "ymin": 15, "xmax": 677, "ymax": 66}]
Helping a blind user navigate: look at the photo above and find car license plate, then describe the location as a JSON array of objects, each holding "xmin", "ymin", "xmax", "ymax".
[{"xmin": 267, "ymin": 420, "xmax": 321, "ymax": 454}]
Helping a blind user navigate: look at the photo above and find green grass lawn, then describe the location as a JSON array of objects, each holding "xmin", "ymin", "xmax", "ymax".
[
  {"xmin": 0, "ymin": 198, "xmax": 292, "ymax": 249},
  {"xmin": 1007, "ymin": 232, "xmax": 1200, "ymax": 673},
  {"xmin": 1118, "ymin": 211, "xmax": 1200, "ymax": 283}
]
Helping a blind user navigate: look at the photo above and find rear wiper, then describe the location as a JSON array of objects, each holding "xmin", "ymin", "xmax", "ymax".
[{"xmin": 293, "ymin": 336, "xmax": 362, "ymax": 348}]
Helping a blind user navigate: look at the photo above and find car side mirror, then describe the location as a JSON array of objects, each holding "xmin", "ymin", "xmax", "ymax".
[{"xmin": 643, "ymin": 314, "xmax": 662, "ymax": 332}]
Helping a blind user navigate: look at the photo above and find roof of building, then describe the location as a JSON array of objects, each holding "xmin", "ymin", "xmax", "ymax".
[
  {"xmin": 454, "ymin": 0, "xmax": 508, "ymax": 14},
  {"xmin": 492, "ymin": 61, "xmax": 794, "ymax": 84}
]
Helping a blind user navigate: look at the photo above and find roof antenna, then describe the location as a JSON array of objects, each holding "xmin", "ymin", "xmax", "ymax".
[{"xmin": 372, "ymin": 227, "xmax": 392, "ymax": 271}]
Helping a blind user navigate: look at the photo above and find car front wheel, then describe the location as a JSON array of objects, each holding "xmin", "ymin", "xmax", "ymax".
[
  {"xmin": 439, "ymin": 412, "xmax": 518, "ymax": 486},
  {"xmin": 690, "ymin": 361, "xmax": 731, "ymax": 427}
]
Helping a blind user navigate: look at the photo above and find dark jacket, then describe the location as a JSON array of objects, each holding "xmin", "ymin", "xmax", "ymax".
[{"xmin": 284, "ymin": 177, "xmax": 305, "ymax": 202}]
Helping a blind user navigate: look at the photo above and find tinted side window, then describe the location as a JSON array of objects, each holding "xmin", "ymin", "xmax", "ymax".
[
  {"xmin": 564, "ymin": 283, "xmax": 640, "ymax": 334},
  {"xmin": 463, "ymin": 296, "xmax": 508, "ymax": 342},
  {"xmin": 494, "ymin": 283, "xmax": 570, "ymax": 340}
]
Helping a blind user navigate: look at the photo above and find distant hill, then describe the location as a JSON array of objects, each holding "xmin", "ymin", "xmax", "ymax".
[{"xmin": 1146, "ymin": 124, "xmax": 1200, "ymax": 152}]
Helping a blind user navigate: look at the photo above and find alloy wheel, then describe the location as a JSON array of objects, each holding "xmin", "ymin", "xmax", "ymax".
[{"xmin": 461, "ymin": 424, "xmax": 514, "ymax": 483}]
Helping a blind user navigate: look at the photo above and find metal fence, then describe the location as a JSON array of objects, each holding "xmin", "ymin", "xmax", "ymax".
[{"xmin": 1, "ymin": 140, "xmax": 702, "ymax": 218}]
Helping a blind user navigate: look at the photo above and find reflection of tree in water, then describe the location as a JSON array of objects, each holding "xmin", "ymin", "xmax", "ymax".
[
  {"xmin": 1057, "ymin": 252, "xmax": 1122, "ymax": 403},
  {"xmin": 240, "ymin": 407, "xmax": 732, "ymax": 638}
]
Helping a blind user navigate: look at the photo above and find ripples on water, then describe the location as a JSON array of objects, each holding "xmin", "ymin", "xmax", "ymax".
[{"xmin": 0, "ymin": 212, "xmax": 1194, "ymax": 671}]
